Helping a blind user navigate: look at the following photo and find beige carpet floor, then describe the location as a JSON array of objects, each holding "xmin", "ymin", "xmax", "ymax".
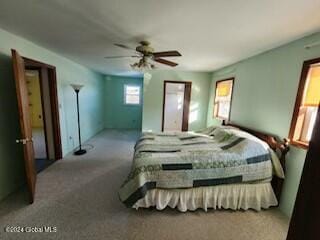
[{"xmin": 0, "ymin": 130, "xmax": 289, "ymax": 240}]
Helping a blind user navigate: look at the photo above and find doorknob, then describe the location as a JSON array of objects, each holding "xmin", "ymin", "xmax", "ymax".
[{"xmin": 16, "ymin": 138, "xmax": 33, "ymax": 145}]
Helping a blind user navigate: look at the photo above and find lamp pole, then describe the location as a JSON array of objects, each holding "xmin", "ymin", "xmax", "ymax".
[{"xmin": 71, "ymin": 84, "xmax": 86, "ymax": 155}]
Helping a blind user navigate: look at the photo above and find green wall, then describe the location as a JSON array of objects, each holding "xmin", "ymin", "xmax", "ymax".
[
  {"xmin": 0, "ymin": 28, "xmax": 105, "ymax": 201},
  {"xmin": 142, "ymin": 70, "xmax": 211, "ymax": 132},
  {"xmin": 207, "ymin": 32, "xmax": 320, "ymax": 217},
  {"xmin": 104, "ymin": 75, "xmax": 143, "ymax": 129}
]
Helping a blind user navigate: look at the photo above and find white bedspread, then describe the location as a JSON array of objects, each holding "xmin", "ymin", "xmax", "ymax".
[{"xmin": 133, "ymin": 182, "xmax": 278, "ymax": 212}]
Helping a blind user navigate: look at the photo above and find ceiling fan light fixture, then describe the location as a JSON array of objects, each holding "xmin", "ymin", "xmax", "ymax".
[
  {"xmin": 131, "ymin": 58, "xmax": 155, "ymax": 71},
  {"xmin": 111, "ymin": 41, "xmax": 181, "ymax": 70}
]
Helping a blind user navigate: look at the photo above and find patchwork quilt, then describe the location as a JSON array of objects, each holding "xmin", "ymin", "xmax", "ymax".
[{"xmin": 119, "ymin": 127, "xmax": 274, "ymax": 207}]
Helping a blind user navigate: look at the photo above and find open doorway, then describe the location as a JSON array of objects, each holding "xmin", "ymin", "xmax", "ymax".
[
  {"xmin": 24, "ymin": 58, "xmax": 62, "ymax": 173},
  {"xmin": 24, "ymin": 69, "xmax": 51, "ymax": 172},
  {"xmin": 25, "ymin": 69, "xmax": 47, "ymax": 172},
  {"xmin": 162, "ymin": 81, "xmax": 192, "ymax": 132}
]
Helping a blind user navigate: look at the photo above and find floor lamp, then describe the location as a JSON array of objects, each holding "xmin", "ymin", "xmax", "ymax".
[{"xmin": 71, "ymin": 84, "xmax": 86, "ymax": 155}]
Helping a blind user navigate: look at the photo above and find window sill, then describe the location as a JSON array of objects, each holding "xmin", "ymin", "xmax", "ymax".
[
  {"xmin": 290, "ymin": 140, "xmax": 309, "ymax": 150},
  {"xmin": 124, "ymin": 103, "xmax": 141, "ymax": 106}
]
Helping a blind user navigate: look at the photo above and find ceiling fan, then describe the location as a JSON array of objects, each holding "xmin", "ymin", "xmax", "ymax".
[{"xmin": 105, "ymin": 41, "xmax": 182, "ymax": 69}]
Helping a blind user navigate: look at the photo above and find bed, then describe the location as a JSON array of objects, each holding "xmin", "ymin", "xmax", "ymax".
[{"xmin": 119, "ymin": 122, "xmax": 289, "ymax": 212}]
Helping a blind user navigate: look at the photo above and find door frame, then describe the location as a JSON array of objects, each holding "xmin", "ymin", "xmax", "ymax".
[
  {"xmin": 286, "ymin": 105, "xmax": 320, "ymax": 240},
  {"xmin": 161, "ymin": 80, "xmax": 192, "ymax": 131},
  {"xmin": 23, "ymin": 57, "xmax": 62, "ymax": 160}
]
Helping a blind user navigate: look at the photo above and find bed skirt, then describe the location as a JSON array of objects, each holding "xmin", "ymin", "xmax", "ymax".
[{"xmin": 133, "ymin": 182, "xmax": 278, "ymax": 212}]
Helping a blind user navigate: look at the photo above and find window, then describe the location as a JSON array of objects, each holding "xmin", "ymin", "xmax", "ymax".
[
  {"xmin": 213, "ymin": 78, "xmax": 234, "ymax": 120},
  {"xmin": 289, "ymin": 59, "xmax": 320, "ymax": 148},
  {"xmin": 124, "ymin": 85, "xmax": 140, "ymax": 105}
]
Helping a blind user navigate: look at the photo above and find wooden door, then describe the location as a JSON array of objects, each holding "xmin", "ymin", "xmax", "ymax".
[
  {"xmin": 12, "ymin": 49, "xmax": 36, "ymax": 203},
  {"xmin": 182, "ymin": 82, "xmax": 191, "ymax": 131},
  {"xmin": 286, "ymin": 105, "xmax": 320, "ymax": 240}
]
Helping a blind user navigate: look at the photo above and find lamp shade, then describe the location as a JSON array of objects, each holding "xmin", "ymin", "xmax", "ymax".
[
  {"xmin": 70, "ymin": 84, "xmax": 84, "ymax": 91},
  {"xmin": 217, "ymin": 80, "xmax": 233, "ymax": 97},
  {"xmin": 303, "ymin": 66, "xmax": 320, "ymax": 107}
]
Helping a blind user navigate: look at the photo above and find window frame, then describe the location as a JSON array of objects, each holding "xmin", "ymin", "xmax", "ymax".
[
  {"xmin": 213, "ymin": 77, "xmax": 235, "ymax": 121},
  {"xmin": 288, "ymin": 57, "xmax": 320, "ymax": 149},
  {"xmin": 123, "ymin": 84, "xmax": 141, "ymax": 105}
]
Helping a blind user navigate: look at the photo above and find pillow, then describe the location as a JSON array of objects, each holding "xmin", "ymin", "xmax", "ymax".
[
  {"xmin": 196, "ymin": 126, "xmax": 217, "ymax": 135},
  {"xmin": 220, "ymin": 127, "xmax": 286, "ymax": 178},
  {"xmin": 214, "ymin": 130, "xmax": 234, "ymax": 142},
  {"xmin": 209, "ymin": 126, "xmax": 238, "ymax": 135}
]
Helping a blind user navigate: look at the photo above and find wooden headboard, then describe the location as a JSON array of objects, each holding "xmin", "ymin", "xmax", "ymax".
[{"xmin": 222, "ymin": 120, "xmax": 290, "ymax": 201}]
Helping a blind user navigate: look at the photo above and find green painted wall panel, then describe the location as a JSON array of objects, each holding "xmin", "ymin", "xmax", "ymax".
[
  {"xmin": 142, "ymin": 70, "xmax": 211, "ymax": 132},
  {"xmin": 104, "ymin": 75, "xmax": 143, "ymax": 129},
  {"xmin": 207, "ymin": 32, "xmax": 320, "ymax": 217},
  {"xmin": 0, "ymin": 28, "xmax": 105, "ymax": 201}
]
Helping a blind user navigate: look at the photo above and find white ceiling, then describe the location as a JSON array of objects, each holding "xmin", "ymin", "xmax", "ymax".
[{"xmin": 1, "ymin": 0, "xmax": 320, "ymax": 76}]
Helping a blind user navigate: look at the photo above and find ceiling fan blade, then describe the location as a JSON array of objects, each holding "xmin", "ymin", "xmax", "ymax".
[
  {"xmin": 114, "ymin": 43, "xmax": 134, "ymax": 50},
  {"xmin": 153, "ymin": 51, "xmax": 181, "ymax": 58},
  {"xmin": 154, "ymin": 58, "xmax": 178, "ymax": 67},
  {"xmin": 104, "ymin": 56, "xmax": 138, "ymax": 59}
]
